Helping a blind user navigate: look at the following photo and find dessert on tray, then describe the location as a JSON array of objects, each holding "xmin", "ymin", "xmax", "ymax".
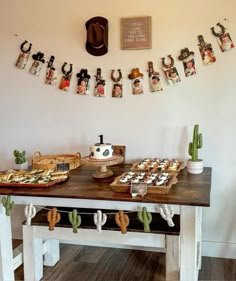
[
  {"xmin": 110, "ymin": 170, "xmax": 178, "ymax": 194},
  {"xmin": 0, "ymin": 169, "xmax": 68, "ymax": 186},
  {"xmin": 131, "ymin": 158, "xmax": 183, "ymax": 172}
]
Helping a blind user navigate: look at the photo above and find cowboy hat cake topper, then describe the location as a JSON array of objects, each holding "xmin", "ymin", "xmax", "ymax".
[{"xmin": 85, "ymin": 16, "xmax": 108, "ymax": 56}]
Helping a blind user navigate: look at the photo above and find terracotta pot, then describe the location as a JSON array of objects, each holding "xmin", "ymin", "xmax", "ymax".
[{"xmin": 187, "ymin": 159, "xmax": 203, "ymax": 174}]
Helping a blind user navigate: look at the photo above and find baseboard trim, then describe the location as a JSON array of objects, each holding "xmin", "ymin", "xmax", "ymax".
[{"xmin": 202, "ymin": 240, "xmax": 236, "ymax": 259}]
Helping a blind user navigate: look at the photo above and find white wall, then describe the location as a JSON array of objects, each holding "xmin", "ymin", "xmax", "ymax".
[{"xmin": 1, "ymin": 0, "xmax": 236, "ymax": 258}]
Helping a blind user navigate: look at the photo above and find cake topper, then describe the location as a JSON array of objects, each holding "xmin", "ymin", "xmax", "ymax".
[{"xmin": 98, "ymin": 134, "xmax": 104, "ymax": 144}]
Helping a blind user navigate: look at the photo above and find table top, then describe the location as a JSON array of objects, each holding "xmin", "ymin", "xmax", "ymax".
[{"xmin": 0, "ymin": 165, "xmax": 212, "ymax": 207}]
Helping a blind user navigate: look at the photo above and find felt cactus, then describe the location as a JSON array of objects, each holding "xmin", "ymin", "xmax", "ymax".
[
  {"xmin": 13, "ymin": 149, "xmax": 26, "ymax": 164},
  {"xmin": 24, "ymin": 203, "xmax": 36, "ymax": 225},
  {"xmin": 47, "ymin": 208, "xmax": 61, "ymax": 231},
  {"xmin": 115, "ymin": 210, "xmax": 129, "ymax": 234},
  {"xmin": 94, "ymin": 210, "xmax": 107, "ymax": 232},
  {"xmin": 68, "ymin": 209, "xmax": 81, "ymax": 233},
  {"xmin": 2, "ymin": 195, "xmax": 15, "ymax": 216},
  {"xmin": 159, "ymin": 204, "xmax": 175, "ymax": 227},
  {"xmin": 138, "ymin": 207, "xmax": 152, "ymax": 233},
  {"xmin": 188, "ymin": 124, "xmax": 203, "ymax": 161}
]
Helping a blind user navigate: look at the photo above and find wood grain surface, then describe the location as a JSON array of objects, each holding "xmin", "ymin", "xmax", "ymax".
[{"xmin": 0, "ymin": 165, "xmax": 212, "ymax": 206}]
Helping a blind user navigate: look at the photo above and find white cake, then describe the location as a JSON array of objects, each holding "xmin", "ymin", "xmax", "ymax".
[{"xmin": 89, "ymin": 143, "xmax": 114, "ymax": 160}]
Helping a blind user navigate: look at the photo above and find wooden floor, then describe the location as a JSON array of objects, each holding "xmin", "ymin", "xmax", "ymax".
[{"xmin": 14, "ymin": 243, "xmax": 236, "ymax": 281}]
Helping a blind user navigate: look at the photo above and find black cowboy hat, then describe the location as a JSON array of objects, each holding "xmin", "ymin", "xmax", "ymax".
[{"xmin": 85, "ymin": 16, "xmax": 108, "ymax": 56}]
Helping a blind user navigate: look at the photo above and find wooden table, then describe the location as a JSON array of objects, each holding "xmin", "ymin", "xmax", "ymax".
[{"xmin": 0, "ymin": 165, "xmax": 212, "ymax": 281}]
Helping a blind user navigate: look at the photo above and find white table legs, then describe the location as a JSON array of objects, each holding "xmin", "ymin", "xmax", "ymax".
[
  {"xmin": 0, "ymin": 203, "xmax": 15, "ymax": 281},
  {"xmin": 180, "ymin": 206, "xmax": 201, "ymax": 281}
]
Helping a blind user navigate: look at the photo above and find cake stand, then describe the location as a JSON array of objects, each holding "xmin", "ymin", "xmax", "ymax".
[{"xmin": 80, "ymin": 155, "xmax": 124, "ymax": 178}]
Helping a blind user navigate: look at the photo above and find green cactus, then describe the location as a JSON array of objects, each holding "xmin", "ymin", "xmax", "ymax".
[
  {"xmin": 188, "ymin": 124, "xmax": 203, "ymax": 161},
  {"xmin": 13, "ymin": 149, "xmax": 26, "ymax": 164},
  {"xmin": 68, "ymin": 209, "xmax": 81, "ymax": 233},
  {"xmin": 2, "ymin": 195, "xmax": 15, "ymax": 216},
  {"xmin": 138, "ymin": 207, "xmax": 152, "ymax": 233}
]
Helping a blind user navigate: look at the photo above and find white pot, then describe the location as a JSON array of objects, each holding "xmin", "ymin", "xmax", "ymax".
[
  {"xmin": 187, "ymin": 159, "xmax": 203, "ymax": 174},
  {"xmin": 13, "ymin": 161, "xmax": 28, "ymax": 170}
]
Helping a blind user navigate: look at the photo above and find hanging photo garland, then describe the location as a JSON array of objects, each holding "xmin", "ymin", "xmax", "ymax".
[
  {"xmin": 162, "ymin": 55, "xmax": 181, "ymax": 85},
  {"xmin": 178, "ymin": 48, "xmax": 197, "ymax": 77},
  {"xmin": 211, "ymin": 22, "xmax": 234, "ymax": 52}
]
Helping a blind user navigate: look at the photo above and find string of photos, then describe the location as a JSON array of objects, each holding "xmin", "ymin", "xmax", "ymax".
[
  {"xmin": 1, "ymin": 195, "xmax": 175, "ymax": 233},
  {"xmin": 14, "ymin": 19, "xmax": 234, "ymax": 98}
]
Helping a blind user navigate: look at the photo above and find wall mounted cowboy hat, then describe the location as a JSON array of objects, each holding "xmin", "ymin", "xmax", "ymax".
[{"xmin": 85, "ymin": 16, "xmax": 108, "ymax": 56}]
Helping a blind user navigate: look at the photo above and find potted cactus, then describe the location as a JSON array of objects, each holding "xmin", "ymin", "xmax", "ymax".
[
  {"xmin": 187, "ymin": 124, "xmax": 203, "ymax": 174},
  {"xmin": 13, "ymin": 149, "xmax": 28, "ymax": 170}
]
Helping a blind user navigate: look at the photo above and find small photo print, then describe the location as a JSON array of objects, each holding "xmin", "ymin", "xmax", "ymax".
[
  {"xmin": 94, "ymin": 79, "xmax": 106, "ymax": 97},
  {"xmin": 218, "ymin": 33, "xmax": 234, "ymax": 52},
  {"xmin": 132, "ymin": 78, "xmax": 143, "ymax": 95},
  {"xmin": 130, "ymin": 182, "xmax": 147, "ymax": 197},
  {"xmin": 77, "ymin": 78, "xmax": 89, "ymax": 95},
  {"xmin": 112, "ymin": 83, "xmax": 123, "ymax": 98},
  {"xmin": 29, "ymin": 61, "xmax": 43, "ymax": 76},
  {"xmin": 165, "ymin": 67, "xmax": 181, "ymax": 85},
  {"xmin": 149, "ymin": 73, "xmax": 163, "ymax": 92},
  {"xmin": 183, "ymin": 59, "xmax": 197, "ymax": 77},
  {"xmin": 199, "ymin": 46, "xmax": 216, "ymax": 65}
]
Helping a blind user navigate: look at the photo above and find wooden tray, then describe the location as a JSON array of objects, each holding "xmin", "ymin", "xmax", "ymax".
[
  {"xmin": 32, "ymin": 151, "xmax": 81, "ymax": 171},
  {"xmin": 0, "ymin": 177, "xmax": 68, "ymax": 188},
  {"xmin": 110, "ymin": 171, "xmax": 178, "ymax": 194},
  {"xmin": 131, "ymin": 159, "xmax": 184, "ymax": 172}
]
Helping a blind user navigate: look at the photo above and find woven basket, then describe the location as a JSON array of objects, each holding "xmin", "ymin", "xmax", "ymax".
[{"xmin": 32, "ymin": 151, "xmax": 81, "ymax": 171}]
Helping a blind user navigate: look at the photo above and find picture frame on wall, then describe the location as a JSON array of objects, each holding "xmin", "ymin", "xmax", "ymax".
[{"xmin": 120, "ymin": 16, "xmax": 152, "ymax": 50}]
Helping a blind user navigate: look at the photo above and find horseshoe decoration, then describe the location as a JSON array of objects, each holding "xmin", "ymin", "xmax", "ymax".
[
  {"xmin": 161, "ymin": 55, "xmax": 174, "ymax": 69},
  {"xmin": 59, "ymin": 62, "xmax": 73, "ymax": 91},
  {"xmin": 162, "ymin": 55, "xmax": 181, "ymax": 86},
  {"xmin": 197, "ymin": 35, "xmax": 216, "ymax": 65},
  {"xmin": 15, "ymin": 40, "xmax": 32, "ymax": 69},
  {"xmin": 147, "ymin": 61, "xmax": 163, "ymax": 92},
  {"xmin": 211, "ymin": 22, "xmax": 234, "ymax": 52},
  {"xmin": 211, "ymin": 22, "xmax": 226, "ymax": 37},
  {"xmin": 111, "ymin": 69, "xmax": 123, "ymax": 98}
]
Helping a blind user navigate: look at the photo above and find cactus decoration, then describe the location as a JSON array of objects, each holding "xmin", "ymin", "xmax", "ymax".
[
  {"xmin": 2, "ymin": 195, "xmax": 15, "ymax": 216},
  {"xmin": 24, "ymin": 203, "xmax": 36, "ymax": 225},
  {"xmin": 188, "ymin": 124, "xmax": 203, "ymax": 161},
  {"xmin": 94, "ymin": 210, "xmax": 107, "ymax": 232},
  {"xmin": 159, "ymin": 204, "xmax": 175, "ymax": 227},
  {"xmin": 68, "ymin": 209, "xmax": 81, "ymax": 233},
  {"xmin": 13, "ymin": 149, "xmax": 26, "ymax": 164},
  {"xmin": 138, "ymin": 207, "xmax": 152, "ymax": 233},
  {"xmin": 115, "ymin": 210, "xmax": 129, "ymax": 234},
  {"xmin": 47, "ymin": 208, "xmax": 61, "ymax": 231}
]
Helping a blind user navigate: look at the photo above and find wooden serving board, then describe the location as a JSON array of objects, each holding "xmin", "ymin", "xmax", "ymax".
[
  {"xmin": 131, "ymin": 159, "xmax": 184, "ymax": 173},
  {"xmin": 110, "ymin": 171, "xmax": 178, "ymax": 194},
  {"xmin": 0, "ymin": 177, "xmax": 68, "ymax": 188}
]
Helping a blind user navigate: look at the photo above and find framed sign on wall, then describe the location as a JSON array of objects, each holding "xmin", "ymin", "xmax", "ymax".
[{"xmin": 120, "ymin": 16, "xmax": 152, "ymax": 50}]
